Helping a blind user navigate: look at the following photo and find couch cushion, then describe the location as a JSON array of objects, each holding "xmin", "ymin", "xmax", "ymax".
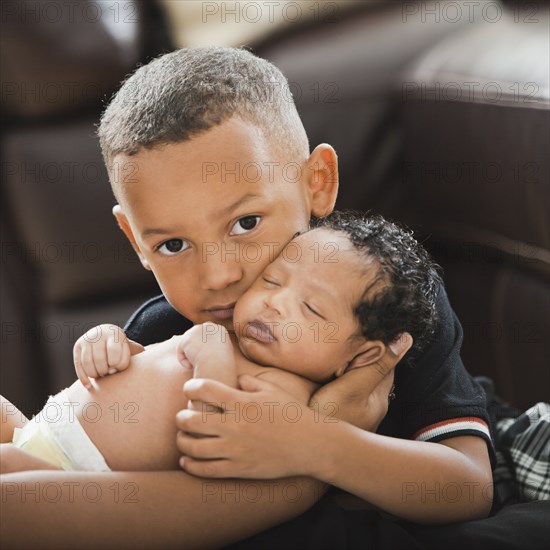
[{"xmin": 2, "ymin": 121, "xmax": 159, "ymax": 306}]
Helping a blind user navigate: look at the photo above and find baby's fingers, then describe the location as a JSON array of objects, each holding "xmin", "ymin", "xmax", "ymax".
[
  {"xmin": 90, "ymin": 335, "xmax": 110, "ymax": 378},
  {"xmin": 106, "ymin": 335, "xmax": 130, "ymax": 373},
  {"xmin": 74, "ymin": 342, "xmax": 94, "ymax": 389},
  {"xmin": 111, "ymin": 340, "xmax": 132, "ymax": 373}
]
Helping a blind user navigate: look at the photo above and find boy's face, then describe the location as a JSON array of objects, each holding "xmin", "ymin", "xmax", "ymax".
[
  {"xmin": 233, "ymin": 228, "xmax": 376, "ymax": 382},
  {"xmin": 112, "ymin": 117, "xmax": 338, "ymax": 331}
]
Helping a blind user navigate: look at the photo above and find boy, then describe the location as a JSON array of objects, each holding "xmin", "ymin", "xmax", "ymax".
[
  {"xmin": 1, "ymin": 47, "xmax": 493, "ymax": 549},
  {"xmin": 4, "ymin": 213, "xmax": 442, "ymax": 474}
]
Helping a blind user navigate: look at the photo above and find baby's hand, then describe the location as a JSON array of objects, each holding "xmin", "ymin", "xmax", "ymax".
[
  {"xmin": 177, "ymin": 323, "xmax": 238, "ymax": 396},
  {"xmin": 177, "ymin": 323, "xmax": 228, "ymax": 367},
  {"xmin": 73, "ymin": 324, "xmax": 145, "ymax": 389}
]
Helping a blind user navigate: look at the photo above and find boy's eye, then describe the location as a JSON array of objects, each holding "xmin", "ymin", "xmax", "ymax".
[
  {"xmin": 230, "ymin": 215, "xmax": 260, "ymax": 235},
  {"xmin": 157, "ymin": 239, "xmax": 189, "ymax": 256}
]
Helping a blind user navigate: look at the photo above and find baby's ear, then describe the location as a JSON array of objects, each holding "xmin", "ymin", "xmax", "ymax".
[
  {"xmin": 336, "ymin": 341, "xmax": 386, "ymax": 377},
  {"xmin": 112, "ymin": 205, "xmax": 151, "ymax": 271}
]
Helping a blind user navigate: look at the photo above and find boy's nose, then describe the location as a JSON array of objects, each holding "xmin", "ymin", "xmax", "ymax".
[{"xmin": 198, "ymin": 252, "xmax": 243, "ymax": 290}]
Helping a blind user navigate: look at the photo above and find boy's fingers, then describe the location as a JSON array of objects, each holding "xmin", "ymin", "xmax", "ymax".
[
  {"xmin": 387, "ymin": 332, "xmax": 413, "ymax": 360},
  {"xmin": 176, "ymin": 410, "xmax": 222, "ymax": 436},
  {"xmin": 237, "ymin": 373, "xmax": 274, "ymax": 393},
  {"xmin": 374, "ymin": 333, "xmax": 413, "ymax": 377},
  {"xmin": 179, "ymin": 456, "xmax": 234, "ymax": 479},
  {"xmin": 378, "ymin": 370, "xmax": 395, "ymax": 393},
  {"xmin": 176, "ymin": 430, "xmax": 223, "ymax": 459}
]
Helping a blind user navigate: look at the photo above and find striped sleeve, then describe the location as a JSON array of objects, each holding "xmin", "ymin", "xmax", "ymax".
[{"xmin": 414, "ymin": 417, "xmax": 491, "ymax": 443}]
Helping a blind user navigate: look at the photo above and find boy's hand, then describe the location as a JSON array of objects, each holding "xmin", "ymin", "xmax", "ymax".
[
  {"xmin": 177, "ymin": 375, "xmax": 318, "ymax": 479},
  {"xmin": 73, "ymin": 324, "xmax": 145, "ymax": 389},
  {"xmin": 175, "ymin": 334, "xmax": 413, "ymax": 479},
  {"xmin": 310, "ymin": 333, "xmax": 413, "ymax": 431}
]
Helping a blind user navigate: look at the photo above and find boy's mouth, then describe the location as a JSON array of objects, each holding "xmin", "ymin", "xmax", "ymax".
[{"xmin": 204, "ymin": 303, "xmax": 236, "ymax": 320}]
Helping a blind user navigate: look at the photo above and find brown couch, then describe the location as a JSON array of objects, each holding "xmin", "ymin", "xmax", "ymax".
[{"xmin": 1, "ymin": 0, "xmax": 548, "ymax": 419}]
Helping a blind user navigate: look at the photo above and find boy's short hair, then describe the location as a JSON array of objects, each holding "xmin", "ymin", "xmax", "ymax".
[
  {"xmin": 98, "ymin": 46, "xmax": 309, "ymax": 191},
  {"xmin": 313, "ymin": 212, "xmax": 442, "ymax": 361}
]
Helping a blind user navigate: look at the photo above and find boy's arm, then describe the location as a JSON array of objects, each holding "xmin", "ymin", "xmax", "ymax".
[
  {"xmin": 177, "ymin": 375, "xmax": 492, "ymax": 523},
  {"xmin": 176, "ymin": 283, "xmax": 494, "ymax": 523},
  {"xmin": 1, "ymin": 470, "xmax": 324, "ymax": 549},
  {"xmin": 306, "ymin": 422, "xmax": 493, "ymax": 523}
]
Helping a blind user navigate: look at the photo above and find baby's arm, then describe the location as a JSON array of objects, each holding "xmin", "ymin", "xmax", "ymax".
[
  {"xmin": 68, "ymin": 325, "xmax": 237, "ymax": 471},
  {"xmin": 67, "ymin": 334, "xmax": 191, "ymax": 471}
]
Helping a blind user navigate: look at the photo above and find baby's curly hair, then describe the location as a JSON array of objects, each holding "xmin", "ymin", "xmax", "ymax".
[{"xmin": 313, "ymin": 211, "xmax": 442, "ymax": 362}]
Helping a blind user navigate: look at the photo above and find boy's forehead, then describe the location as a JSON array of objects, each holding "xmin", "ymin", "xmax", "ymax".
[
  {"xmin": 112, "ymin": 117, "xmax": 300, "ymax": 206},
  {"xmin": 111, "ymin": 119, "xmax": 313, "ymax": 240},
  {"xmin": 116, "ymin": 117, "xmax": 283, "ymax": 169}
]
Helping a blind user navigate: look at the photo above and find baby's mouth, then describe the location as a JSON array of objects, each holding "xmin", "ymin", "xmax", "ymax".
[{"xmin": 244, "ymin": 320, "xmax": 276, "ymax": 343}]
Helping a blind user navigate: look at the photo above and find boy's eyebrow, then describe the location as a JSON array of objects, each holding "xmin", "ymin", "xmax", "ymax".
[
  {"xmin": 140, "ymin": 193, "xmax": 263, "ymax": 240},
  {"xmin": 141, "ymin": 227, "xmax": 173, "ymax": 239},
  {"xmin": 223, "ymin": 193, "xmax": 263, "ymax": 217}
]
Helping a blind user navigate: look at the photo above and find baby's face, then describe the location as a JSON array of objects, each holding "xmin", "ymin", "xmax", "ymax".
[{"xmin": 233, "ymin": 228, "xmax": 373, "ymax": 382}]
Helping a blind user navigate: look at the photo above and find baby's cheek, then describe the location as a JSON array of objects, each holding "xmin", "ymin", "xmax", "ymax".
[{"xmin": 233, "ymin": 292, "xmax": 256, "ymax": 324}]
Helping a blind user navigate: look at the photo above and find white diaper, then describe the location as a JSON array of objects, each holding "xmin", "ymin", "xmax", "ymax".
[{"xmin": 12, "ymin": 389, "xmax": 111, "ymax": 471}]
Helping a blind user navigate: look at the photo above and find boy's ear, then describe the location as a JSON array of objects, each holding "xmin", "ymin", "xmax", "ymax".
[
  {"xmin": 112, "ymin": 205, "xmax": 151, "ymax": 271},
  {"xmin": 305, "ymin": 144, "xmax": 339, "ymax": 218},
  {"xmin": 335, "ymin": 340, "xmax": 387, "ymax": 377}
]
